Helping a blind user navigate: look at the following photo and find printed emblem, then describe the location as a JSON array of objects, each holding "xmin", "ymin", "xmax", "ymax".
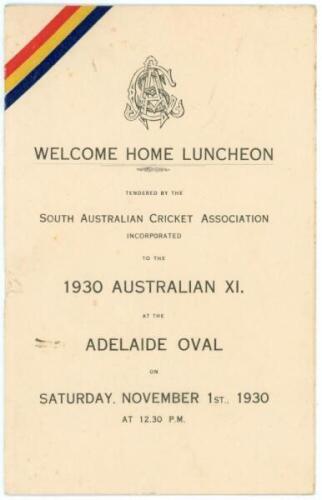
[{"xmin": 124, "ymin": 56, "xmax": 184, "ymax": 129}]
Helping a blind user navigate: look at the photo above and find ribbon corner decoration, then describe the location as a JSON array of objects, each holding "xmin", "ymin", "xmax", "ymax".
[{"xmin": 4, "ymin": 5, "xmax": 111, "ymax": 109}]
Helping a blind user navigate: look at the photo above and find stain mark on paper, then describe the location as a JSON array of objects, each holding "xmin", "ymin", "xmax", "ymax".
[
  {"xmin": 6, "ymin": 273, "xmax": 23, "ymax": 295},
  {"xmin": 92, "ymin": 59, "xmax": 98, "ymax": 72},
  {"xmin": 208, "ymin": 84, "xmax": 216, "ymax": 104},
  {"xmin": 35, "ymin": 338, "xmax": 63, "ymax": 349}
]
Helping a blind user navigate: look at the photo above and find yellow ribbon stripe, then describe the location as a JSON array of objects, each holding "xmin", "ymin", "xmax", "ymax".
[{"xmin": 5, "ymin": 6, "xmax": 95, "ymax": 93}]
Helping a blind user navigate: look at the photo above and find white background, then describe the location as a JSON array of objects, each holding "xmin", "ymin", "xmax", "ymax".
[{"xmin": 0, "ymin": 0, "xmax": 320, "ymax": 498}]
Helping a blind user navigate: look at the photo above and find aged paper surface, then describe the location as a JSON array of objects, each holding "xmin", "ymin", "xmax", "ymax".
[{"xmin": 4, "ymin": 5, "xmax": 315, "ymax": 494}]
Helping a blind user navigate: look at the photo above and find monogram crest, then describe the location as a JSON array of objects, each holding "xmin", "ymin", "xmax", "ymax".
[{"xmin": 124, "ymin": 56, "xmax": 184, "ymax": 129}]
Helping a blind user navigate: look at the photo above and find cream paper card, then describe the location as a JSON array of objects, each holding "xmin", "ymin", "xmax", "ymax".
[{"xmin": 4, "ymin": 4, "xmax": 316, "ymax": 494}]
